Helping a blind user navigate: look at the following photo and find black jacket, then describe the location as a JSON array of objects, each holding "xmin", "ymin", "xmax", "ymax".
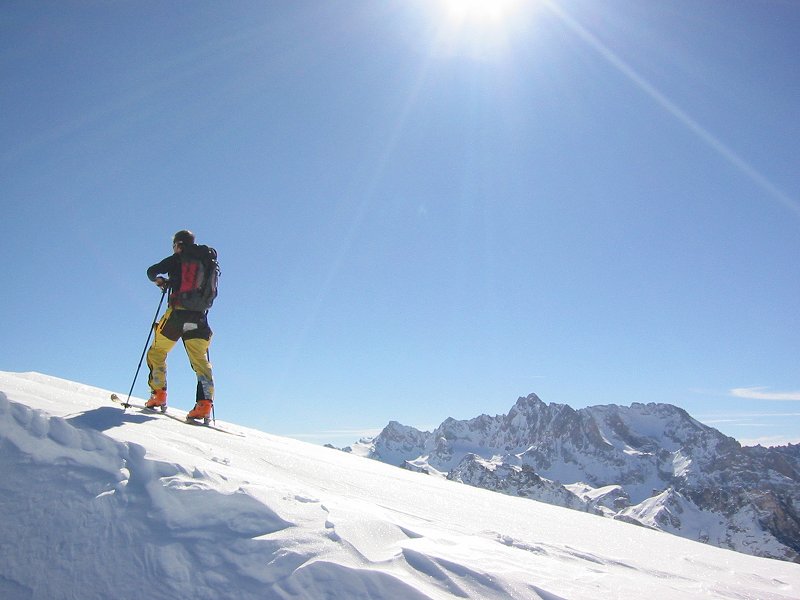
[{"xmin": 147, "ymin": 252, "xmax": 183, "ymax": 291}]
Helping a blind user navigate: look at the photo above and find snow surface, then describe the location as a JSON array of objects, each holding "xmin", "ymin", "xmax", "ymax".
[{"xmin": 1, "ymin": 371, "xmax": 798, "ymax": 600}]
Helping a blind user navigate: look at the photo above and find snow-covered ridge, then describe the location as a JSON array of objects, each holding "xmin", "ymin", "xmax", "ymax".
[
  {"xmin": 352, "ymin": 393, "xmax": 800, "ymax": 563},
  {"xmin": 1, "ymin": 372, "xmax": 799, "ymax": 599}
]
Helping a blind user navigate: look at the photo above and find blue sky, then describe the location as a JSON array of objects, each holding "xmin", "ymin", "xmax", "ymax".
[{"xmin": 2, "ymin": 0, "xmax": 799, "ymax": 447}]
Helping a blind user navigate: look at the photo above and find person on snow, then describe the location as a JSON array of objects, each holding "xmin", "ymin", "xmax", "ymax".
[{"xmin": 144, "ymin": 229, "xmax": 216, "ymax": 421}]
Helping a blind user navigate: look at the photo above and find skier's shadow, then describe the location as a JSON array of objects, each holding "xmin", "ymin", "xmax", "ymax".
[{"xmin": 66, "ymin": 406, "xmax": 155, "ymax": 432}]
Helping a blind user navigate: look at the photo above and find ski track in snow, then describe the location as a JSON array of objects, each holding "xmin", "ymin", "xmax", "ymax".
[{"xmin": 0, "ymin": 371, "xmax": 798, "ymax": 600}]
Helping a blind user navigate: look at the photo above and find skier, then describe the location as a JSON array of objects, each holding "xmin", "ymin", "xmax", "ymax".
[{"xmin": 144, "ymin": 230, "xmax": 216, "ymax": 421}]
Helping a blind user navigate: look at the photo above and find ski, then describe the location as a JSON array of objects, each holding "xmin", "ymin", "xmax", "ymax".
[{"xmin": 109, "ymin": 393, "xmax": 245, "ymax": 437}]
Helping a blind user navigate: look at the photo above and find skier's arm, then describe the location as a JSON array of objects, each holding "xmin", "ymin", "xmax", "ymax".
[{"xmin": 147, "ymin": 255, "xmax": 178, "ymax": 288}]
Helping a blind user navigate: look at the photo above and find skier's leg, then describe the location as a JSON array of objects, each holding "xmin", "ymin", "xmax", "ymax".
[
  {"xmin": 184, "ymin": 337, "xmax": 214, "ymax": 402},
  {"xmin": 146, "ymin": 309, "xmax": 179, "ymax": 401}
]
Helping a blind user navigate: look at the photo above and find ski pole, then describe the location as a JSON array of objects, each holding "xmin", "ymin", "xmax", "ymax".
[
  {"xmin": 207, "ymin": 347, "xmax": 216, "ymax": 425},
  {"xmin": 123, "ymin": 287, "xmax": 168, "ymax": 409}
]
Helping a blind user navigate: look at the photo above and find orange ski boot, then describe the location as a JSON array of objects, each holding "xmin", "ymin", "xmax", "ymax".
[
  {"xmin": 145, "ymin": 389, "xmax": 167, "ymax": 413},
  {"xmin": 186, "ymin": 400, "xmax": 213, "ymax": 424}
]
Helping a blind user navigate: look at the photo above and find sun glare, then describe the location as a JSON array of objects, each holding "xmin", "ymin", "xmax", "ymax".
[
  {"xmin": 432, "ymin": 0, "xmax": 528, "ymax": 60},
  {"xmin": 443, "ymin": 0, "xmax": 522, "ymax": 23}
]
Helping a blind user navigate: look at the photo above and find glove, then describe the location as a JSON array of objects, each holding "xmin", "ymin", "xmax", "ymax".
[{"xmin": 155, "ymin": 277, "xmax": 169, "ymax": 290}]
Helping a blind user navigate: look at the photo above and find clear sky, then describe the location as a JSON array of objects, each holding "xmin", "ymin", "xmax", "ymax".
[{"xmin": 2, "ymin": 0, "xmax": 799, "ymax": 448}]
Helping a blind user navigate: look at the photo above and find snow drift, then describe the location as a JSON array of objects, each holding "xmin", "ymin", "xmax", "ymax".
[{"xmin": 1, "ymin": 371, "xmax": 798, "ymax": 599}]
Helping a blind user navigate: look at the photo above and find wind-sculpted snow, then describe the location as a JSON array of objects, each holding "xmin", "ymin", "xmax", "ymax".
[
  {"xmin": 0, "ymin": 391, "xmax": 291, "ymax": 599},
  {"xmin": 1, "ymin": 372, "xmax": 799, "ymax": 599},
  {"xmin": 358, "ymin": 393, "xmax": 800, "ymax": 563}
]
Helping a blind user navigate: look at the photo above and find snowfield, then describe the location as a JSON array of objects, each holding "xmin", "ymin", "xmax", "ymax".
[{"xmin": 1, "ymin": 371, "xmax": 798, "ymax": 600}]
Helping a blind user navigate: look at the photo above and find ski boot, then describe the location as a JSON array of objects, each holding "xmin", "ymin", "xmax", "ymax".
[
  {"xmin": 145, "ymin": 389, "xmax": 168, "ymax": 413},
  {"xmin": 186, "ymin": 400, "xmax": 212, "ymax": 425}
]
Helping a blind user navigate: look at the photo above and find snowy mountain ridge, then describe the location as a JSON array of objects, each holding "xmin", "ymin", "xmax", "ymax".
[{"xmin": 350, "ymin": 393, "xmax": 800, "ymax": 563}]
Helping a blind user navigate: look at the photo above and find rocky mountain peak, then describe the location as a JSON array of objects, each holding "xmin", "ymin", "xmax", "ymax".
[{"xmin": 510, "ymin": 393, "xmax": 545, "ymax": 413}]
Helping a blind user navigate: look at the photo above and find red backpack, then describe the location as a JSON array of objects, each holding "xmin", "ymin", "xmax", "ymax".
[{"xmin": 173, "ymin": 245, "xmax": 219, "ymax": 311}]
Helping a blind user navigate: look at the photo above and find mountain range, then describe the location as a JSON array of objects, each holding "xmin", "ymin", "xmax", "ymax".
[{"xmin": 347, "ymin": 393, "xmax": 800, "ymax": 563}]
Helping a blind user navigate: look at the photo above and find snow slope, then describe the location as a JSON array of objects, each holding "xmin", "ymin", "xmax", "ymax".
[{"xmin": 1, "ymin": 371, "xmax": 798, "ymax": 600}]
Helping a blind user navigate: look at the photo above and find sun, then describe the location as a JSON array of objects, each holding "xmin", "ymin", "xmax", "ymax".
[
  {"xmin": 442, "ymin": 0, "xmax": 522, "ymax": 24},
  {"xmin": 431, "ymin": 0, "xmax": 527, "ymax": 60}
]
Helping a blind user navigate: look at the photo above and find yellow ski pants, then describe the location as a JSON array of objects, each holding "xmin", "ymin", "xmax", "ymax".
[{"xmin": 146, "ymin": 307, "xmax": 214, "ymax": 401}]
